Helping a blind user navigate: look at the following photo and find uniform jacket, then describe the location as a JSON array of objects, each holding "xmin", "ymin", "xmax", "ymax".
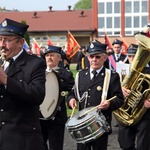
[
  {"xmin": 43, "ymin": 68, "xmax": 74, "ymax": 125},
  {"xmin": 112, "ymin": 53, "xmax": 128, "ymax": 63},
  {"xmin": 67, "ymin": 67, "xmax": 124, "ymax": 125},
  {"xmin": 0, "ymin": 50, "xmax": 46, "ymax": 150}
]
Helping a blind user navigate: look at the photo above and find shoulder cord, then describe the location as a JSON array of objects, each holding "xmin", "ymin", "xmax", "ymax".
[
  {"xmin": 74, "ymin": 69, "xmax": 111, "ymax": 107},
  {"xmin": 74, "ymin": 72, "xmax": 88, "ymax": 103}
]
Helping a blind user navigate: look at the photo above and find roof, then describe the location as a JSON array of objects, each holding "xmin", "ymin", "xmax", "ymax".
[{"xmin": 0, "ymin": 10, "xmax": 94, "ymax": 32}]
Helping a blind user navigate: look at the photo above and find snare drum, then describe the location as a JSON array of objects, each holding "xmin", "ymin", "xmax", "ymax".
[{"xmin": 66, "ymin": 107, "xmax": 110, "ymax": 144}]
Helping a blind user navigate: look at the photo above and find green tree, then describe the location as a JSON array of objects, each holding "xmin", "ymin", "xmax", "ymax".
[
  {"xmin": 74, "ymin": 0, "xmax": 92, "ymax": 9},
  {"xmin": 21, "ymin": 20, "xmax": 30, "ymax": 46}
]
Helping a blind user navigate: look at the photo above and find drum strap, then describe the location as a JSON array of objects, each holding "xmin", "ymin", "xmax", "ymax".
[{"xmin": 101, "ymin": 68, "xmax": 111, "ymax": 102}]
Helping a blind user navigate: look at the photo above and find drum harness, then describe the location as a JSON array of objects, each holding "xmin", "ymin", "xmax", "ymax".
[{"xmin": 74, "ymin": 68, "xmax": 111, "ymax": 109}]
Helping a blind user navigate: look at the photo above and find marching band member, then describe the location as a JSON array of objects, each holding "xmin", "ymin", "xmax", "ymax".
[
  {"xmin": 40, "ymin": 45, "xmax": 74, "ymax": 150},
  {"xmin": 118, "ymin": 44, "xmax": 150, "ymax": 150},
  {"xmin": 111, "ymin": 39, "xmax": 128, "ymax": 63},
  {"xmin": 67, "ymin": 40, "xmax": 124, "ymax": 150},
  {"xmin": 0, "ymin": 18, "xmax": 46, "ymax": 150}
]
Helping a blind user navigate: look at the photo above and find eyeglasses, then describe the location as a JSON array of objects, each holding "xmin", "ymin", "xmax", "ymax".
[
  {"xmin": 0, "ymin": 37, "xmax": 20, "ymax": 45},
  {"xmin": 89, "ymin": 55, "xmax": 101, "ymax": 59}
]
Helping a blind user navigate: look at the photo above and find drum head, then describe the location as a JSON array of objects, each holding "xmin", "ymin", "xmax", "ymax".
[
  {"xmin": 40, "ymin": 71, "xmax": 60, "ymax": 119},
  {"xmin": 66, "ymin": 107, "xmax": 97, "ymax": 127}
]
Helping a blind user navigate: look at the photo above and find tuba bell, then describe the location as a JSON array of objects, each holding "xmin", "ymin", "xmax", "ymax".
[{"xmin": 113, "ymin": 34, "xmax": 150, "ymax": 126}]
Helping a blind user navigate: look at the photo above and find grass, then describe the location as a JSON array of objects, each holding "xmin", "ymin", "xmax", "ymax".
[{"xmin": 66, "ymin": 63, "xmax": 78, "ymax": 117}]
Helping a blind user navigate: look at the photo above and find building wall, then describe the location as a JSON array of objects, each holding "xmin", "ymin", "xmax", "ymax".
[{"xmin": 97, "ymin": 0, "xmax": 150, "ymax": 37}]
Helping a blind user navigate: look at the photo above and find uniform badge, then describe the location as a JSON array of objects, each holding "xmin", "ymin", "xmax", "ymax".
[
  {"xmin": 2, "ymin": 20, "xmax": 7, "ymax": 27},
  {"xmin": 97, "ymin": 86, "xmax": 102, "ymax": 91},
  {"xmin": 90, "ymin": 43, "xmax": 94, "ymax": 49}
]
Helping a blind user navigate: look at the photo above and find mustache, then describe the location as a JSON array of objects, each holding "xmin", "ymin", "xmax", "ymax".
[{"xmin": 0, "ymin": 47, "xmax": 8, "ymax": 52}]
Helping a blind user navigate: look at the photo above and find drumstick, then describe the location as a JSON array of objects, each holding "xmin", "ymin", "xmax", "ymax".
[
  {"xmin": 70, "ymin": 107, "xmax": 76, "ymax": 118},
  {"xmin": 79, "ymin": 96, "xmax": 117, "ymax": 118}
]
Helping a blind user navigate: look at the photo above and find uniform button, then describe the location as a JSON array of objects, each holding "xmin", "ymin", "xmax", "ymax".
[
  {"xmin": 0, "ymin": 109, "xmax": 4, "ymax": 112},
  {"xmin": 20, "ymin": 80, "xmax": 22, "ymax": 82},
  {"xmin": 88, "ymin": 89, "xmax": 91, "ymax": 91},
  {"xmin": 33, "ymin": 127, "xmax": 36, "ymax": 130},
  {"xmin": 0, "ymin": 95, "xmax": 3, "ymax": 98},
  {"xmin": 87, "ymin": 103, "xmax": 90, "ymax": 105},
  {"xmin": 2, "ymin": 122, "xmax": 5, "ymax": 125},
  {"xmin": 88, "ymin": 96, "xmax": 90, "ymax": 98}
]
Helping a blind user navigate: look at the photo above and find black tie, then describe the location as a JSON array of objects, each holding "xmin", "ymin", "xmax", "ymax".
[
  {"xmin": 5, "ymin": 58, "xmax": 14, "ymax": 73},
  {"xmin": 91, "ymin": 70, "xmax": 97, "ymax": 82}
]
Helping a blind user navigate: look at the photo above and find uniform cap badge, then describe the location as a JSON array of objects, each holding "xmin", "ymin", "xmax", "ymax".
[{"xmin": 2, "ymin": 20, "xmax": 7, "ymax": 27}]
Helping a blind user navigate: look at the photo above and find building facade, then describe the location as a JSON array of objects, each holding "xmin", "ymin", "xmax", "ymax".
[{"xmin": 94, "ymin": 0, "xmax": 150, "ymax": 37}]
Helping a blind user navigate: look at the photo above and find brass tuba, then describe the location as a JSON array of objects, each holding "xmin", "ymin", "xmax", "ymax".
[{"xmin": 113, "ymin": 34, "xmax": 150, "ymax": 126}]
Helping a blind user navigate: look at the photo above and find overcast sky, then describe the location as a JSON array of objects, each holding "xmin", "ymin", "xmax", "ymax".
[{"xmin": 0, "ymin": 0, "xmax": 79, "ymax": 11}]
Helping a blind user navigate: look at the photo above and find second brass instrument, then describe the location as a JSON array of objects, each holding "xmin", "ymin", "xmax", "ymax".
[{"xmin": 113, "ymin": 34, "xmax": 150, "ymax": 126}]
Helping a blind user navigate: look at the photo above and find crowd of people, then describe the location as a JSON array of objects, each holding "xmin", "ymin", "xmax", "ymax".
[{"xmin": 0, "ymin": 17, "xmax": 150, "ymax": 150}]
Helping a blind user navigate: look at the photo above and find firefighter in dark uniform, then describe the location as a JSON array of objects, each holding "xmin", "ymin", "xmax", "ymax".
[
  {"xmin": 40, "ymin": 45, "xmax": 74, "ymax": 150},
  {"xmin": 118, "ymin": 43, "xmax": 150, "ymax": 150},
  {"xmin": 112, "ymin": 39, "xmax": 128, "ymax": 63},
  {"xmin": 67, "ymin": 40, "xmax": 124, "ymax": 150},
  {"xmin": 0, "ymin": 18, "xmax": 46, "ymax": 150}
]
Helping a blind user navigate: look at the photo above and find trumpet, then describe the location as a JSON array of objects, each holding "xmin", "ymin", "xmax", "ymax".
[{"xmin": 0, "ymin": 49, "xmax": 6, "ymax": 68}]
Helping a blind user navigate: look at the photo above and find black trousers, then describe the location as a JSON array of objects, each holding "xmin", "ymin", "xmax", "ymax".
[
  {"xmin": 77, "ymin": 133, "xmax": 108, "ymax": 150},
  {"xmin": 40, "ymin": 120, "xmax": 65, "ymax": 150},
  {"xmin": 118, "ymin": 118, "xmax": 150, "ymax": 150}
]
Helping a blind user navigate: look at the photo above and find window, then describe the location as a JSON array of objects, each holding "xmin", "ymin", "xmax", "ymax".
[
  {"xmin": 42, "ymin": 36, "xmax": 48, "ymax": 41},
  {"xmin": 98, "ymin": 2, "xmax": 105, "ymax": 14},
  {"xmin": 125, "ymin": 17, "xmax": 132, "ymax": 28},
  {"xmin": 106, "ymin": 17, "xmax": 112, "ymax": 28},
  {"xmin": 114, "ymin": 17, "xmax": 120, "ymax": 28},
  {"xmin": 125, "ymin": 1, "xmax": 132, "ymax": 13},
  {"xmin": 134, "ymin": 16, "xmax": 139, "ymax": 27},
  {"xmin": 35, "ymin": 37, "xmax": 40, "ymax": 41},
  {"xmin": 114, "ymin": 2, "xmax": 120, "ymax": 13},
  {"xmin": 142, "ymin": 1, "xmax": 148, "ymax": 12},
  {"xmin": 125, "ymin": 31, "xmax": 132, "ymax": 35},
  {"xmin": 59, "ymin": 36, "xmax": 66, "ymax": 41},
  {"xmin": 141, "ymin": 16, "xmax": 148, "ymax": 27},
  {"xmin": 98, "ymin": 17, "xmax": 105, "ymax": 28},
  {"xmin": 106, "ymin": 2, "xmax": 112, "ymax": 14},
  {"xmin": 134, "ymin": 1, "xmax": 139, "ymax": 13},
  {"xmin": 51, "ymin": 36, "xmax": 58, "ymax": 42}
]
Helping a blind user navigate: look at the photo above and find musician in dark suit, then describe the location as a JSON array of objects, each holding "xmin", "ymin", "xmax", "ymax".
[
  {"xmin": 112, "ymin": 39, "xmax": 128, "ymax": 63},
  {"xmin": 67, "ymin": 40, "xmax": 124, "ymax": 150},
  {"xmin": 40, "ymin": 45, "xmax": 74, "ymax": 150},
  {"xmin": 118, "ymin": 43, "xmax": 150, "ymax": 150},
  {"xmin": 0, "ymin": 18, "xmax": 46, "ymax": 150}
]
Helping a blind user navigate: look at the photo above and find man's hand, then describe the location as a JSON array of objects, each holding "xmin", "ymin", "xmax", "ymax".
[
  {"xmin": 0, "ymin": 66, "xmax": 7, "ymax": 85},
  {"xmin": 98, "ymin": 100, "xmax": 110, "ymax": 110},
  {"xmin": 69, "ymin": 98, "xmax": 77, "ymax": 109},
  {"xmin": 122, "ymin": 87, "xmax": 131, "ymax": 97},
  {"xmin": 144, "ymin": 99, "xmax": 150, "ymax": 108}
]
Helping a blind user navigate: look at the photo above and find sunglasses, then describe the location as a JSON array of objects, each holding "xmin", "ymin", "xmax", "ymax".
[{"xmin": 89, "ymin": 55, "xmax": 101, "ymax": 59}]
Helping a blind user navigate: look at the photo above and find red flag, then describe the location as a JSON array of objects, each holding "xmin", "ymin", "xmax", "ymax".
[
  {"xmin": 67, "ymin": 31, "xmax": 81, "ymax": 59},
  {"xmin": 104, "ymin": 32, "xmax": 112, "ymax": 48},
  {"xmin": 121, "ymin": 38, "xmax": 129, "ymax": 55},
  {"xmin": 47, "ymin": 36, "xmax": 53, "ymax": 46},
  {"xmin": 32, "ymin": 38, "xmax": 41, "ymax": 56}
]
